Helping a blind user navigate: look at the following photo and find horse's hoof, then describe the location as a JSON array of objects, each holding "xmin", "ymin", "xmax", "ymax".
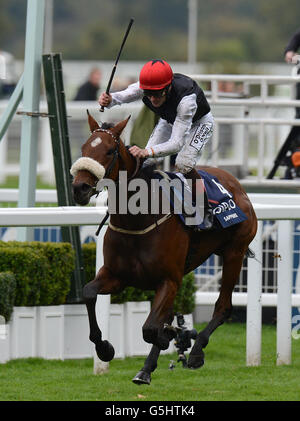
[
  {"xmin": 187, "ymin": 351, "xmax": 205, "ymax": 369},
  {"xmin": 95, "ymin": 340, "xmax": 115, "ymax": 362},
  {"xmin": 132, "ymin": 370, "xmax": 151, "ymax": 385}
]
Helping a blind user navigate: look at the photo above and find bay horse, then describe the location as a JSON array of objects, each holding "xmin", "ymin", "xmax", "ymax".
[{"xmin": 71, "ymin": 113, "xmax": 257, "ymax": 385}]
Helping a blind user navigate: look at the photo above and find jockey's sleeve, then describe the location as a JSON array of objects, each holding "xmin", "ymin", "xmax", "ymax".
[
  {"xmin": 284, "ymin": 29, "xmax": 300, "ymax": 54},
  {"xmin": 145, "ymin": 94, "xmax": 197, "ymax": 157},
  {"xmin": 108, "ymin": 82, "xmax": 143, "ymax": 107}
]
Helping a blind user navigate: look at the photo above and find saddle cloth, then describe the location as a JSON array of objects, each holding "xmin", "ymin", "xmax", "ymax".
[{"xmin": 153, "ymin": 169, "xmax": 247, "ymax": 230}]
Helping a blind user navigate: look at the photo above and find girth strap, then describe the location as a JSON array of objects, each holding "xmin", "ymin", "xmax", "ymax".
[{"xmin": 108, "ymin": 213, "xmax": 172, "ymax": 235}]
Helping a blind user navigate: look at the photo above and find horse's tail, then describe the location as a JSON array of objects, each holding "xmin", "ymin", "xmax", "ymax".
[{"xmin": 245, "ymin": 247, "xmax": 255, "ymax": 259}]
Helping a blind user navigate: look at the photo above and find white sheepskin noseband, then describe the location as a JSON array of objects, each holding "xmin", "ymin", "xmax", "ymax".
[{"xmin": 70, "ymin": 157, "xmax": 105, "ymax": 180}]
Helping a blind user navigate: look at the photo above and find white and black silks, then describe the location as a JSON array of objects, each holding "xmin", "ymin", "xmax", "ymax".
[{"xmin": 108, "ymin": 73, "xmax": 214, "ymax": 174}]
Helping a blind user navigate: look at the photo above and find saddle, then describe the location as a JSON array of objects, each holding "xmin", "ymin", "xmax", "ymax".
[{"xmin": 153, "ymin": 169, "xmax": 247, "ymax": 231}]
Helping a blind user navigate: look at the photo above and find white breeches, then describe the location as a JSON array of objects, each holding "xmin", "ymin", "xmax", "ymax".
[{"xmin": 145, "ymin": 112, "xmax": 214, "ymax": 173}]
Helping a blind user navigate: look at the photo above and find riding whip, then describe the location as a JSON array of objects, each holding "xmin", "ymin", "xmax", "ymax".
[{"xmin": 100, "ymin": 18, "xmax": 134, "ymax": 112}]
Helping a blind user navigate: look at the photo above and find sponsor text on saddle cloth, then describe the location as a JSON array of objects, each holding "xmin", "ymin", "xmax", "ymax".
[{"xmin": 154, "ymin": 169, "xmax": 247, "ymax": 230}]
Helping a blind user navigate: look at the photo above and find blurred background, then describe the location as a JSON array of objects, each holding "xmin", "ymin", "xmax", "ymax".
[
  {"xmin": 1, "ymin": 0, "xmax": 300, "ymax": 99},
  {"xmin": 1, "ymin": 0, "xmax": 300, "ymax": 189}
]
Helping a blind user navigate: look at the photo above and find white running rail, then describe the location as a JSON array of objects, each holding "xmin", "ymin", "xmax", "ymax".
[{"xmin": 0, "ymin": 199, "xmax": 299, "ymax": 367}]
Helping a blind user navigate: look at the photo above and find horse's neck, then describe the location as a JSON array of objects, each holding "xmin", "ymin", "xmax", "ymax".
[{"xmin": 110, "ymin": 171, "xmax": 160, "ymax": 230}]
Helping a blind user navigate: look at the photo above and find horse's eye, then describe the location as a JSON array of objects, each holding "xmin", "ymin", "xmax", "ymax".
[{"xmin": 107, "ymin": 148, "xmax": 114, "ymax": 156}]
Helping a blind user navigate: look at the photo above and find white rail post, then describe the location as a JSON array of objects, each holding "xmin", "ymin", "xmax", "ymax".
[
  {"xmin": 93, "ymin": 212, "xmax": 111, "ymax": 374},
  {"xmin": 39, "ymin": 118, "xmax": 55, "ymax": 184},
  {"xmin": 257, "ymin": 122, "xmax": 265, "ymax": 180},
  {"xmin": 277, "ymin": 220, "xmax": 293, "ymax": 365},
  {"xmin": 246, "ymin": 220, "xmax": 263, "ymax": 366}
]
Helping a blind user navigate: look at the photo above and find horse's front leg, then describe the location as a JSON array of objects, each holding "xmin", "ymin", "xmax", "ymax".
[
  {"xmin": 142, "ymin": 278, "xmax": 178, "ymax": 350},
  {"xmin": 133, "ymin": 304, "xmax": 176, "ymax": 385},
  {"xmin": 83, "ymin": 266, "xmax": 123, "ymax": 362},
  {"xmin": 132, "ymin": 345, "xmax": 161, "ymax": 385}
]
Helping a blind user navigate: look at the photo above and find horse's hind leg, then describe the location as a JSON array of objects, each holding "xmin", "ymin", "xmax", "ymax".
[
  {"xmin": 188, "ymin": 248, "xmax": 247, "ymax": 369},
  {"xmin": 83, "ymin": 266, "xmax": 122, "ymax": 362},
  {"xmin": 142, "ymin": 278, "xmax": 178, "ymax": 350}
]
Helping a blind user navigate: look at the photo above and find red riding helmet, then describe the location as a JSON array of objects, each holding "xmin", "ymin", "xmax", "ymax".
[
  {"xmin": 292, "ymin": 150, "xmax": 300, "ymax": 167},
  {"xmin": 139, "ymin": 59, "xmax": 173, "ymax": 90}
]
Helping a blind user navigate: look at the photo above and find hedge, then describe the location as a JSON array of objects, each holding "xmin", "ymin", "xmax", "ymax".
[
  {"xmin": 0, "ymin": 241, "xmax": 74, "ymax": 306},
  {"xmin": 82, "ymin": 242, "xmax": 196, "ymax": 314},
  {"xmin": 0, "ymin": 272, "xmax": 16, "ymax": 322},
  {"xmin": 30, "ymin": 242, "xmax": 74, "ymax": 305},
  {"xmin": 0, "ymin": 246, "xmax": 48, "ymax": 306},
  {"xmin": 173, "ymin": 271, "xmax": 196, "ymax": 314},
  {"xmin": 82, "ymin": 242, "xmax": 97, "ymax": 286},
  {"xmin": 0, "ymin": 240, "xmax": 196, "ymax": 312}
]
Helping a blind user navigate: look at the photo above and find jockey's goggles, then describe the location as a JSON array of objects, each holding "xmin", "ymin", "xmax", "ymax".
[{"xmin": 143, "ymin": 88, "xmax": 167, "ymax": 98}]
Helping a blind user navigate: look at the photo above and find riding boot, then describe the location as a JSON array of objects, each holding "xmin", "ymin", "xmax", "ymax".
[{"xmin": 184, "ymin": 169, "xmax": 214, "ymax": 230}]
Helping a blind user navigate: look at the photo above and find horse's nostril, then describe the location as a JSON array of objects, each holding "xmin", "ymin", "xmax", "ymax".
[
  {"xmin": 72, "ymin": 182, "xmax": 93, "ymax": 206},
  {"xmin": 81, "ymin": 183, "xmax": 92, "ymax": 193},
  {"xmin": 72, "ymin": 182, "xmax": 93, "ymax": 199}
]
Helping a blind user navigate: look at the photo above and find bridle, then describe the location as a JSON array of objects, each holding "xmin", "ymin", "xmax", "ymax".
[
  {"xmin": 92, "ymin": 128, "xmax": 120, "ymax": 178},
  {"xmin": 90, "ymin": 127, "xmax": 141, "ymax": 191}
]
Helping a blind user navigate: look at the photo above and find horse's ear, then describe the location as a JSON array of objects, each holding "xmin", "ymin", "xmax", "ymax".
[
  {"xmin": 111, "ymin": 115, "xmax": 131, "ymax": 137},
  {"xmin": 87, "ymin": 110, "xmax": 100, "ymax": 133}
]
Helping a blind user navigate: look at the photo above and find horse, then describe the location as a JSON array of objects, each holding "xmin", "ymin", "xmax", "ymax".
[{"xmin": 71, "ymin": 113, "xmax": 257, "ymax": 385}]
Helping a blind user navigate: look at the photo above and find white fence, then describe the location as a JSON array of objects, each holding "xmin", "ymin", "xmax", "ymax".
[
  {"xmin": 1, "ymin": 71, "xmax": 300, "ymax": 185},
  {"xmin": 0, "ymin": 197, "xmax": 299, "ymax": 366},
  {"xmin": 0, "ymin": 302, "xmax": 156, "ymax": 364},
  {"xmin": 190, "ymin": 73, "xmax": 300, "ymax": 183}
]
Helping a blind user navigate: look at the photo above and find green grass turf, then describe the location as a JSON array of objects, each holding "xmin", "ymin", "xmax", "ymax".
[
  {"xmin": 0, "ymin": 176, "xmax": 55, "ymax": 190},
  {"xmin": 0, "ymin": 176, "xmax": 56, "ymax": 208},
  {"xmin": 0, "ymin": 322, "xmax": 300, "ymax": 401}
]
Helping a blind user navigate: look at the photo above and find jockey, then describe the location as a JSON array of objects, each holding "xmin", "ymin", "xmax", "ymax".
[{"xmin": 99, "ymin": 59, "xmax": 214, "ymax": 229}]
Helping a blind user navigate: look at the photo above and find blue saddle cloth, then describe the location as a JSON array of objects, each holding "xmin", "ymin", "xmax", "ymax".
[
  {"xmin": 153, "ymin": 169, "xmax": 247, "ymax": 230},
  {"xmin": 196, "ymin": 170, "xmax": 247, "ymax": 229}
]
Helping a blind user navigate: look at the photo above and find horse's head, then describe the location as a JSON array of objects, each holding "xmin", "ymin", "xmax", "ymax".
[{"xmin": 71, "ymin": 111, "xmax": 130, "ymax": 205}]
